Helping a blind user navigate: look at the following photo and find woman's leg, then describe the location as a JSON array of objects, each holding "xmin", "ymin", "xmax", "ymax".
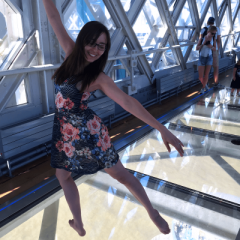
[
  {"xmin": 105, "ymin": 160, "xmax": 170, "ymax": 234},
  {"xmin": 55, "ymin": 168, "xmax": 86, "ymax": 236},
  {"xmin": 202, "ymin": 65, "xmax": 212, "ymax": 88},
  {"xmin": 198, "ymin": 65, "xmax": 205, "ymax": 86}
]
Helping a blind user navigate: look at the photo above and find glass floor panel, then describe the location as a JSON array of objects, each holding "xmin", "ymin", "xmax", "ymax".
[
  {"xmin": 1, "ymin": 171, "xmax": 238, "ymax": 239},
  {"xmin": 118, "ymin": 89, "xmax": 240, "ymax": 203},
  {"xmin": 1, "ymin": 89, "xmax": 240, "ymax": 239}
]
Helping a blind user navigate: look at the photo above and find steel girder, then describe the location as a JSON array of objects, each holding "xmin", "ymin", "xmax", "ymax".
[
  {"xmin": 219, "ymin": 0, "xmax": 228, "ymax": 24},
  {"xmin": 183, "ymin": 0, "xmax": 201, "ymax": 62},
  {"xmin": 211, "ymin": 0, "xmax": 224, "ymax": 57},
  {"xmin": 152, "ymin": 0, "xmax": 187, "ymax": 69},
  {"xmin": 155, "ymin": 0, "xmax": 186, "ymax": 70},
  {"xmin": 104, "ymin": 0, "xmax": 154, "ymax": 83},
  {"xmin": 233, "ymin": 5, "xmax": 240, "ymax": 24},
  {"xmin": 0, "ymin": 0, "xmax": 43, "ymax": 129}
]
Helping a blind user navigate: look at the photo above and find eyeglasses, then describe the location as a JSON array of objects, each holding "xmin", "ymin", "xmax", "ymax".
[
  {"xmin": 88, "ymin": 42, "xmax": 106, "ymax": 51},
  {"xmin": 211, "ymin": 32, "xmax": 216, "ymax": 36}
]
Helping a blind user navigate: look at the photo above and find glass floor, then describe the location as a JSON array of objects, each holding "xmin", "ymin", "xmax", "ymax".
[{"xmin": 1, "ymin": 89, "xmax": 240, "ymax": 240}]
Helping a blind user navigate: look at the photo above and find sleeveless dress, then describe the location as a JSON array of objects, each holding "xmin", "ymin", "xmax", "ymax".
[{"xmin": 50, "ymin": 77, "xmax": 119, "ymax": 175}]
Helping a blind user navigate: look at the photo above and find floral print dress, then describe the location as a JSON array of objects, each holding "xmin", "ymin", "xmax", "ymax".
[{"xmin": 50, "ymin": 77, "xmax": 119, "ymax": 175}]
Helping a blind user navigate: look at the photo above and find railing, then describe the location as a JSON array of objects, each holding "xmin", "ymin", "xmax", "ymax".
[{"xmin": 0, "ymin": 31, "xmax": 239, "ymax": 86}]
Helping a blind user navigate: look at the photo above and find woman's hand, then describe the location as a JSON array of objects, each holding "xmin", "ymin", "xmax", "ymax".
[
  {"xmin": 160, "ymin": 127, "xmax": 184, "ymax": 157},
  {"xmin": 233, "ymin": 76, "xmax": 236, "ymax": 81},
  {"xmin": 212, "ymin": 47, "xmax": 216, "ymax": 51}
]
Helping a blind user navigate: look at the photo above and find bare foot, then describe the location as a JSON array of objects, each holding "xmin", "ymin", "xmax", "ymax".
[
  {"xmin": 69, "ymin": 219, "xmax": 86, "ymax": 237},
  {"xmin": 149, "ymin": 209, "xmax": 170, "ymax": 234}
]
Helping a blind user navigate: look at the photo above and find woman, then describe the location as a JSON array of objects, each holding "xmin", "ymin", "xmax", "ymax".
[
  {"xmin": 196, "ymin": 26, "xmax": 217, "ymax": 94},
  {"xmin": 230, "ymin": 60, "xmax": 240, "ymax": 97},
  {"xmin": 43, "ymin": 0, "xmax": 184, "ymax": 236}
]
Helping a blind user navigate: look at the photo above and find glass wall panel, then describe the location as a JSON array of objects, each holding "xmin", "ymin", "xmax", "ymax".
[
  {"xmin": 223, "ymin": 36, "xmax": 233, "ymax": 52},
  {"xmin": 221, "ymin": 8, "xmax": 231, "ymax": 50},
  {"xmin": 176, "ymin": 1, "xmax": 193, "ymax": 27},
  {"xmin": 128, "ymin": 0, "xmax": 167, "ymax": 64},
  {"xmin": 187, "ymin": 44, "xmax": 199, "ymax": 62},
  {"xmin": 196, "ymin": 0, "xmax": 208, "ymax": 18},
  {"xmin": 167, "ymin": 0, "xmax": 177, "ymax": 12},
  {"xmin": 110, "ymin": 44, "xmax": 130, "ymax": 81},
  {"xmin": 216, "ymin": 0, "xmax": 225, "ymax": 10},
  {"xmin": 157, "ymin": 42, "xmax": 178, "ymax": 70},
  {"xmin": 176, "ymin": 28, "xmax": 195, "ymax": 42},
  {"xmin": 64, "ymin": 0, "xmax": 116, "ymax": 41},
  {"xmin": 0, "ymin": 0, "xmax": 22, "ymax": 68},
  {"xmin": 234, "ymin": 12, "xmax": 240, "ymax": 32},
  {"xmin": 201, "ymin": 6, "xmax": 213, "ymax": 28},
  {"xmin": 15, "ymin": 80, "xmax": 27, "ymax": 105},
  {"xmin": 231, "ymin": 0, "xmax": 238, "ymax": 18},
  {"xmin": 234, "ymin": 32, "xmax": 239, "ymax": 46},
  {"xmin": 6, "ymin": 80, "xmax": 28, "ymax": 108},
  {"xmin": 221, "ymin": 8, "xmax": 230, "ymax": 35},
  {"xmin": 120, "ymin": 0, "xmax": 132, "ymax": 12}
]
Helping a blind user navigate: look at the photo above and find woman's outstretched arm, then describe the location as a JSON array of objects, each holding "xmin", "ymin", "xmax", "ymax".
[
  {"xmin": 42, "ymin": 0, "xmax": 74, "ymax": 56},
  {"xmin": 97, "ymin": 73, "xmax": 184, "ymax": 156}
]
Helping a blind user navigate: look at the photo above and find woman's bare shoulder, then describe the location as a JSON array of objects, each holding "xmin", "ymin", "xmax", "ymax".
[{"xmin": 95, "ymin": 72, "xmax": 112, "ymax": 85}]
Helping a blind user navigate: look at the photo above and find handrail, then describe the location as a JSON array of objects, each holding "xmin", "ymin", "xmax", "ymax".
[{"xmin": 0, "ymin": 42, "xmax": 197, "ymax": 77}]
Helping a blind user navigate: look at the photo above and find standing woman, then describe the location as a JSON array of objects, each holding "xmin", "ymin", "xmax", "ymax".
[
  {"xmin": 230, "ymin": 60, "xmax": 240, "ymax": 96},
  {"xmin": 196, "ymin": 26, "xmax": 217, "ymax": 94},
  {"xmin": 43, "ymin": 0, "xmax": 184, "ymax": 236}
]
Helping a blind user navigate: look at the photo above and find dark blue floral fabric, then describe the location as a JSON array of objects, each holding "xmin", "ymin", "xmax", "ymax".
[{"xmin": 50, "ymin": 77, "xmax": 119, "ymax": 175}]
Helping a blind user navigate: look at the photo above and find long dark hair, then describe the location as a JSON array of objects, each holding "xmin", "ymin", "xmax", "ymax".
[{"xmin": 52, "ymin": 21, "xmax": 111, "ymax": 92}]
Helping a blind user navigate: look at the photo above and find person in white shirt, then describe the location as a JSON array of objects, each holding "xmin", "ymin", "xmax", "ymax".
[
  {"xmin": 200, "ymin": 17, "xmax": 223, "ymax": 88},
  {"xmin": 196, "ymin": 26, "xmax": 217, "ymax": 94}
]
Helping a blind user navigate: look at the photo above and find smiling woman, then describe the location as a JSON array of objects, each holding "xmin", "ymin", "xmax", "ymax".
[{"xmin": 42, "ymin": 0, "xmax": 184, "ymax": 237}]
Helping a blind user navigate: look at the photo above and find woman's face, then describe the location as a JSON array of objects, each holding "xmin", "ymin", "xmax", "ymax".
[
  {"xmin": 84, "ymin": 32, "xmax": 107, "ymax": 64},
  {"xmin": 207, "ymin": 31, "xmax": 217, "ymax": 38}
]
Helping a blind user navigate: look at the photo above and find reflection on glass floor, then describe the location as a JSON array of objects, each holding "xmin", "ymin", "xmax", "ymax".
[
  {"xmin": 169, "ymin": 89, "xmax": 240, "ymax": 135},
  {"xmin": 1, "ymin": 89, "xmax": 240, "ymax": 240},
  {"xmin": 1, "ymin": 171, "xmax": 236, "ymax": 240}
]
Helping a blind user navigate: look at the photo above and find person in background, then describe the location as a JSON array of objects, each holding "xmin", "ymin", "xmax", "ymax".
[
  {"xmin": 230, "ymin": 60, "xmax": 240, "ymax": 97},
  {"xmin": 200, "ymin": 17, "xmax": 224, "ymax": 89},
  {"xmin": 196, "ymin": 26, "xmax": 217, "ymax": 94}
]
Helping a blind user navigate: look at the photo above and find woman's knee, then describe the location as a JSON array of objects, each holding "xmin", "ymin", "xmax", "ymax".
[
  {"xmin": 55, "ymin": 168, "xmax": 71, "ymax": 182},
  {"xmin": 108, "ymin": 169, "xmax": 132, "ymax": 185}
]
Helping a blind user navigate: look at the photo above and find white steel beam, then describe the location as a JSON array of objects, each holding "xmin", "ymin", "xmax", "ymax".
[
  {"xmin": 211, "ymin": 0, "xmax": 224, "ymax": 57},
  {"xmin": 0, "ymin": 32, "xmax": 39, "ymax": 113},
  {"xmin": 232, "ymin": 2, "xmax": 240, "ymax": 24},
  {"xmin": 219, "ymin": 0, "xmax": 228, "ymax": 24},
  {"xmin": 155, "ymin": 0, "xmax": 186, "ymax": 70},
  {"xmin": 103, "ymin": 0, "xmax": 146, "ymax": 76},
  {"xmin": 152, "ymin": 0, "xmax": 186, "ymax": 69},
  {"xmin": 32, "ymin": 0, "xmax": 62, "ymax": 115},
  {"xmin": 0, "ymin": 41, "xmax": 199, "ymax": 77},
  {"xmin": 184, "ymin": 0, "xmax": 201, "ymax": 62},
  {"xmin": 108, "ymin": 0, "xmax": 153, "ymax": 83}
]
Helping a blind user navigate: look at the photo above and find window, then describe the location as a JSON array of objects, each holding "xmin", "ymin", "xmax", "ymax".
[
  {"xmin": 0, "ymin": 0, "xmax": 23, "ymax": 68},
  {"xmin": 6, "ymin": 79, "xmax": 28, "ymax": 108},
  {"xmin": 127, "ymin": 0, "xmax": 167, "ymax": 64},
  {"xmin": 64, "ymin": 0, "xmax": 116, "ymax": 41}
]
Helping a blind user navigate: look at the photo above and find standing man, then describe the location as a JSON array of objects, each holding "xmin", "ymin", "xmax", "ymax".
[{"xmin": 200, "ymin": 17, "xmax": 224, "ymax": 88}]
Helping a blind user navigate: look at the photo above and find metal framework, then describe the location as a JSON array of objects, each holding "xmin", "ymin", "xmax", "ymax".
[{"xmin": 0, "ymin": 0, "xmax": 239, "ymax": 129}]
